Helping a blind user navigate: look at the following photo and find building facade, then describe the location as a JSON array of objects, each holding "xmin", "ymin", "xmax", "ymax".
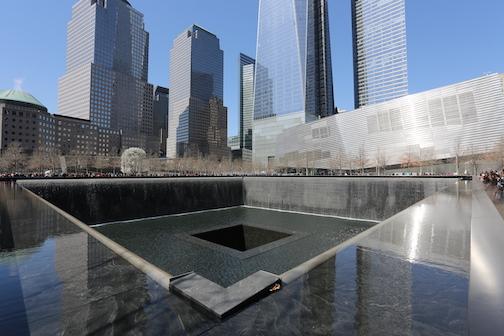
[
  {"xmin": 0, "ymin": 89, "xmax": 120, "ymax": 158},
  {"xmin": 0, "ymin": 90, "xmax": 52, "ymax": 153},
  {"xmin": 153, "ymin": 86, "xmax": 169, "ymax": 156},
  {"xmin": 253, "ymin": 0, "xmax": 336, "ymax": 165},
  {"xmin": 58, "ymin": 0, "xmax": 155, "ymax": 152},
  {"xmin": 207, "ymin": 98, "xmax": 229, "ymax": 160},
  {"xmin": 53, "ymin": 115, "xmax": 120, "ymax": 157},
  {"xmin": 275, "ymin": 74, "xmax": 504, "ymax": 171},
  {"xmin": 352, "ymin": 0, "xmax": 408, "ymax": 108},
  {"xmin": 239, "ymin": 53, "xmax": 255, "ymax": 161},
  {"xmin": 167, "ymin": 25, "xmax": 226, "ymax": 159}
]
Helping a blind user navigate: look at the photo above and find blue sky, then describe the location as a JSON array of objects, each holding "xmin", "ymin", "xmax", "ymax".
[{"xmin": 1, "ymin": 1, "xmax": 503, "ymax": 136}]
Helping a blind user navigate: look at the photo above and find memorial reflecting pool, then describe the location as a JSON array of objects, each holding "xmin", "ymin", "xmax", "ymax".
[{"xmin": 0, "ymin": 177, "xmax": 502, "ymax": 335}]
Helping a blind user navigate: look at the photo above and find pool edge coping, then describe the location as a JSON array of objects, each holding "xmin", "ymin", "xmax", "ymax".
[{"xmin": 18, "ymin": 184, "xmax": 174, "ymax": 290}]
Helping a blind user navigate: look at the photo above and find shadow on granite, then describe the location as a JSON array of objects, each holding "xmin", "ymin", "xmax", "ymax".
[{"xmin": 0, "ymin": 183, "xmax": 216, "ymax": 336}]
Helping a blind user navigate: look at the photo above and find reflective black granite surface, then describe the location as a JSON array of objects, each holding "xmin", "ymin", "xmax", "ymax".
[
  {"xmin": 208, "ymin": 183, "xmax": 472, "ymax": 335},
  {"xmin": 19, "ymin": 178, "xmax": 243, "ymax": 225},
  {"xmin": 1, "ymin": 180, "xmax": 501, "ymax": 335},
  {"xmin": 208, "ymin": 246, "xmax": 469, "ymax": 336},
  {"xmin": 0, "ymin": 183, "xmax": 214, "ymax": 336}
]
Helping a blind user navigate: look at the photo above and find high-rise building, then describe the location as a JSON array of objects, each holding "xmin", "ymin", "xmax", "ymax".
[
  {"xmin": 253, "ymin": 0, "xmax": 335, "ymax": 165},
  {"xmin": 167, "ymin": 25, "xmax": 226, "ymax": 159},
  {"xmin": 352, "ymin": 0, "xmax": 408, "ymax": 108},
  {"xmin": 58, "ymin": 0, "xmax": 155, "ymax": 151},
  {"xmin": 239, "ymin": 53, "xmax": 255, "ymax": 161},
  {"xmin": 153, "ymin": 86, "xmax": 169, "ymax": 156},
  {"xmin": 207, "ymin": 97, "xmax": 229, "ymax": 160}
]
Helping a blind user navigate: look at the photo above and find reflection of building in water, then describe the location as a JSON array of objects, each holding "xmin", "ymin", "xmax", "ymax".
[
  {"xmin": 360, "ymin": 185, "xmax": 471, "ymax": 272},
  {"xmin": 55, "ymin": 233, "xmax": 89, "ymax": 334},
  {"xmin": 86, "ymin": 235, "xmax": 150, "ymax": 333},
  {"xmin": 0, "ymin": 185, "xmax": 78, "ymax": 334},
  {"xmin": 300, "ymin": 254, "xmax": 337, "ymax": 335},
  {"xmin": 356, "ymin": 247, "xmax": 413, "ymax": 335}
]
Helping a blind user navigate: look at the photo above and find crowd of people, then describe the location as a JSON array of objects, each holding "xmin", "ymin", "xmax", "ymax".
[{"xmin": 480, "ymin": 170, "xmax": 504, "ymax": 192}]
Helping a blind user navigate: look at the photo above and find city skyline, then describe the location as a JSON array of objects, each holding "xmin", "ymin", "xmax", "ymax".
[{"xmin": 1, "ymin": 0, "xmax": 504, "ymax": 137}]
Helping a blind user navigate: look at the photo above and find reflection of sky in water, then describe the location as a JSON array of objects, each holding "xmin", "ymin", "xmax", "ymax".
[
  {"xmin": 17, "ymin": 239, "xmax": 62, "ymax": 334},
  {"xmin": 0, "ymin": 239, "xmax": 61, "ymax": 335}
]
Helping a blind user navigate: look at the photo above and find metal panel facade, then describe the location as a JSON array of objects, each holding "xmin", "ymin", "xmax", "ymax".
[{"xmin": 275, "ymin": 74, "xmax": 504, "ymax": 169}]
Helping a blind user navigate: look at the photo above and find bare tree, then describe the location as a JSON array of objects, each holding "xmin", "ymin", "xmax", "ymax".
[
  {"xmin": 121, "ymin": 148, "xmax": 146, "ymax": 175},
  {"xmin": 453, "ymin": 140, "xmax": 463, "ymax": 174},
  {"xmin": 356, "ymin": 145, "xmax": 368, "ymax": 175},
  {"xmin": 1, "ymin": 142, "xmax": 27, "ymax": 173},
  {"xmin": 400, "ymin": 146, "xmax": 420, "ymax": 173},
  {"xmin": 331, "ymin": 148, "xmax": 345, "ymax": 176},
  {"xmin": 93, "ymin": 155, "xmax": 109, "ymax": 173},
  {"xmin": 375, "ymin": 147, "xmax": 388, "ymax": 176},
  {"xmin": 465, "ymin": 145, "xmax": 481, "ymax": 176},
  {"xmin": 28, "ymin": 149, "xmax": 47, "ymax": 174},
  {"xmin": 419, "ymin": 147, "xmax": 436, "ymax": 175},
  {"xmin": 68, "ymin": 149, "xmax": 90, "ymax": 174}
]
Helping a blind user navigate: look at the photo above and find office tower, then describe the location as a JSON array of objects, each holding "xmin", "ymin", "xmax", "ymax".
[
  {"xmin": 58, "ymin": 0, "xmax": 154, "ymax": 151},
  {"xmin": 239, "ymin": 53, "xmax": 255, "ymax": 161},
  {"xmin": 167, "ymin": 25, "xmax": 227, "ymax": 159},
  {"xmin": 207, "ymin": 97, "xmax": 229, "ymax": 159},
  {"xmin": 153, "ymin": 86, "xmax": 169, "ymax": 156},
  {"xmin": 253, "ymin": 0, "xmax": 335, "ymax": 165},
  {"xmin": 352, "ymin": 0, "xmax": 408, "ymax": 108},
  {"xmin": 254, "ymin": 0, "xmax": 335, "ymax": 122}
]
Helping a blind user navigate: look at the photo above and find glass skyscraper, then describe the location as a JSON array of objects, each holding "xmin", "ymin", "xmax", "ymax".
[
  {"xmin": 58, "ymin": 0, "xmax": 154, "ymax": 150},
  {"xmin": 352, "ymin": 0, "xmax": 408, "ymax": 108},
  {"xmin": 254, "ymin": 0, "xmax": 335, "ymax": 122},
  {"xmin": 153, "ymin": 86, "xmax": 169, "ymax": 156},
  {"xmin": 239, "ymin": 53, "xmax": 255, "ymax": 160},
  {"xmin": 167, "ymin": 25, "xmax": 227, "ymax": 159},
  {"xmin": 253, "ymin": 0, "xmax": 335, "ymax": 165}
]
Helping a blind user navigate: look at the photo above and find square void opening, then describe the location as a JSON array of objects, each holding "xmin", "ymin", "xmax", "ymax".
[{"xmin": 193, "ymin": 225, "xmax": 291, "ymax": 252}]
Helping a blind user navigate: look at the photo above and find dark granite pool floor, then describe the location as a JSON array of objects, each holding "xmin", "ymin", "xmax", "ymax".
[{"xmin": 96, "ymin": 207, "xmax": 375, "ymax": 287}]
